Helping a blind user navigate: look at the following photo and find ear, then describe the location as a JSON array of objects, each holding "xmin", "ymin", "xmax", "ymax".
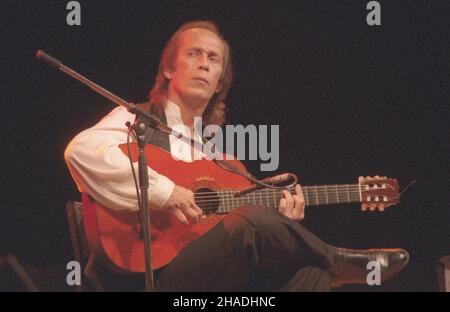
[{"xmin": 164, "ymin": 70, "xmax": 172, "ymax": 80}]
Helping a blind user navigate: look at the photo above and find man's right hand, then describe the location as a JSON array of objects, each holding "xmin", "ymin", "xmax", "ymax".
[{"xmin": 162, "ymin": 185, "xmax": 203, "ymax": 225}]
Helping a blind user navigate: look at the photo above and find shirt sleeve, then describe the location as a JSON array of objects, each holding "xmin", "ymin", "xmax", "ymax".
[{"xmin": 64, "ymin": 106, "xmax": 175, "ymax": 212}]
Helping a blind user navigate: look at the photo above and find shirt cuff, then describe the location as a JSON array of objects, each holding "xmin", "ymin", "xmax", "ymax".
[{"xmin": 148, "ymin": 174, "xmax": 175, "ymax": 208}]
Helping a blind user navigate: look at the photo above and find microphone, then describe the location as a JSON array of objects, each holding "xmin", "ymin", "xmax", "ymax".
[{"xmin": 35, "ymin": 50, "xmax": 61, "ymax": 69}]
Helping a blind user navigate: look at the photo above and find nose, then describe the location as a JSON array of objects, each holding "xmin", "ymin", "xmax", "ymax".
[{"xmin": 198, "ymin": 54, "xmax": 209, "ymax": 72}]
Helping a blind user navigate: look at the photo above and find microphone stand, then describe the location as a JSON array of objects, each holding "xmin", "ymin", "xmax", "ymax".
[{"xmin": 36, "ymin": 50, "xmax": 172, "ymax": 292}]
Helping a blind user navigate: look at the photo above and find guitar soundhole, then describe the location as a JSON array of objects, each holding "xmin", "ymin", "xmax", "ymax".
[{"xmin": 195, "ymin": 188, "xmax": 220, "ymax": 215}]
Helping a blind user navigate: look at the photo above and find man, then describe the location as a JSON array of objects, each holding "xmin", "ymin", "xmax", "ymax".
[{"xmin": 65, "ymin": 20, "xmax": 409, "ymax": 291}]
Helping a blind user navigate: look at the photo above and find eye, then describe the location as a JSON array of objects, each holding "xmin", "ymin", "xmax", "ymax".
[
  {"xmin": 188, "ymin": 50, "xmax": 199, "ymax": 57},
  {"xmin": 209, "ymin": 56, "xmax": 220, "ymax": 64}
]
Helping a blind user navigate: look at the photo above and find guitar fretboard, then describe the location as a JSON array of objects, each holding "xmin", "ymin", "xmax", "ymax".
[{"xmin": 194, "ymin": 184, "xmax": 362, "ymax": 214}]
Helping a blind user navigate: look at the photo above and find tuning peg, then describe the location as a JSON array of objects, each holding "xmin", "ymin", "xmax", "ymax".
[
  {"xmin": 361, "ymin": 204, "xmax": 368, "ymax": 211},
  {"xmin": 369, "ymin": 204, "xmax": 376, "ymax": 211},
  {"xmin": 378, "ymin": 205, "xmax": 385, "ymax": 212}
]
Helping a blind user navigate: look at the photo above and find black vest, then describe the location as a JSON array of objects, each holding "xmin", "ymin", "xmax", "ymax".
[{"xmin": 135, "ymin": 103, "xmax": 171, "ymax": 152}]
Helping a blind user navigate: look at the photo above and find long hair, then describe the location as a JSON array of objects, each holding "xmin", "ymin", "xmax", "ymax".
[{"xmin": 148, "ymin": 20, "xmax": 233, "ymax": 126}]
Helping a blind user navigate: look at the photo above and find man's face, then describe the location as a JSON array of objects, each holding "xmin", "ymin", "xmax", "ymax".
[{"xmin": 165, "ymin": 28, "xmax": 224, "ymax": 107}]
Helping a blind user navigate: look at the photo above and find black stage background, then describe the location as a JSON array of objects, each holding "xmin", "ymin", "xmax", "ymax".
[{"xmin": 1, "ymin": 0, "xmax": 448, "ymax": 291}]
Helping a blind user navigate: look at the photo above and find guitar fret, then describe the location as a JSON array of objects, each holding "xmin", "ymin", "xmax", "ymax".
[
  {"xmin": 335, "ymin": 184, "xmax": 339, "ymax": 204},
  {"xmin": 231, "ymin": 191, "xmax": 235, "ymax": 212},
  {"xmin": 221, "ymin": 190, "xmax": 225, "ymax": 212},
  {"xmin": 232, "ymin": 191, "xmax": 236, "ymax": 210},
  {"xmin": 232, "ymin": 191, "xmax": 235, "ymax": 211},
  {"xmin": 325, "ymin": 186, "xmax": 329, "ymax": 204},
  {"xmin": 354, "ymin": 185, "xmax": 358, "ymax": 202},
  {"xmin": 222, "ymin": 191, "xmax": 226, "ymax": 212},
  {"xmin": 304, "ymin": 187, "xmax": 309, "ymax": 206},
  {"xmin": 263, "ymin": 189, "xmax": 268, "ymax": 208},
  {"xmin": 346, "ymin": 184, "xmax": 350, "ymax": 203},
  {"xmin": 231, "ymin": 192, "xmax": 235, "ymax": 211},
  {"xmin": 223, "ymin": 190, "xmax": 228, "ymax": 213},
  {"xmin": 308, "ymin": 187, "xmax": 314, "ymax": 206},
  {"xmin": 273, "ymin": 189, "xmax": 277, "ymax": 209},
  {"xmin": 264, "ymin": 190, "xmax": 266, "ymax": 206},
  {"xmin": 358, "ymin": 182, "xmax": 362, "ymax": 202},
  {"xmin": 218, "ymin": 191, "xmax": 222, "ymax": 213},
  {"xmin": 315, "ymin": 185, "xmax": 319, "ymax": 205}
]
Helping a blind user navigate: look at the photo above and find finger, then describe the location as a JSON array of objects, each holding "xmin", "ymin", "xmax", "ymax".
[
  {"xmin": 292, "ymin": 194, "xmax": 300, "ymax": 219},
  {"xmin": 294, "ymin": 184, "xmax": 305, "ymax": 220},
  {"xmin": 191, "ymin": 203, "xmax": 203, "ymax": 216},
  {"xmin": 295, "ymin": 184, "xmax": 305, "ymax": 202},
  {"xmin": 186, "ymin": 190, "xmax": 203, "ymax": 215},
  {"xmin": 188, "ymin": 204, "xmax": 202, "ymax": 222},
  {"xmin": 281, "ymin": 190, "xmax": 294, "ymax": 219},
  {"xmin": 283, "ymin": 189, "xmax": 294, "ymax": 212},
  {"xmin": 292, "ymin": 195, "xmax": 303, "ymax": 220},
  {"xmin": 279, "ymin": 198, "xmax": 287, "ymax": 214},
  {"xmin": 170, "ymin": 207, "xmax": 189, "ymax": 225},
  {"xmin": 179, "ymin": 203, "xmax": 201, "ymax": 222}
]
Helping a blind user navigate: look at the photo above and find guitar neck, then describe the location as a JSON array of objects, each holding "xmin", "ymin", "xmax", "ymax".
[{"xmin": 214, "ymin": 184, "xmax": 361, "ymax": 214}]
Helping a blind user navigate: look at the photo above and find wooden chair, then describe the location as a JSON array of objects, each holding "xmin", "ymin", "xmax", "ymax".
[
  {"xmin": 436, "ymin": 255, "xmax": 450, "ymax": 292},
  {"xmin": 65, "ymin": 200, "xmax": 108, "ymax": 291}
]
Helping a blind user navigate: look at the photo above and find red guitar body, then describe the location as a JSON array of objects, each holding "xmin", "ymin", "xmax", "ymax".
[{"xmin": 82, "ymin": 143, "xmax": 251, "ymax": 273}]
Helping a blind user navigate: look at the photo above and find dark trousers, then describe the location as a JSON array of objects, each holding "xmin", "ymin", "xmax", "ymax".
[{"xmin": 155, "ymin": 205, "xmax": 334, "ymax": 292}]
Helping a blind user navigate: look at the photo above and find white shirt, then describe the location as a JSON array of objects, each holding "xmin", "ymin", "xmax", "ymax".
[{"xmin": 64, "ymin": 100, "xmax": 202, "ymax": 212}]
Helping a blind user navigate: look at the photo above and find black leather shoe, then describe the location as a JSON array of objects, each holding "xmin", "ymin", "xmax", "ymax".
[{"xmin": 329, "ymin": 248, "xmax": 409, "ymax": 287}]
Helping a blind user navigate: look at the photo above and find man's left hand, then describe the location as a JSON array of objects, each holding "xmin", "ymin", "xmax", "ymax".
[{"xmin": 279, "ymin": 184, "xmax": 305, "ymax": 221}]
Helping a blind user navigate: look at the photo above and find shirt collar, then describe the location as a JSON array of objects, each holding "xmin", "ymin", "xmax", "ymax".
[
  {"xmin": 164, "ymin": 99, "xmax": 182, "ymax": 119},
  {"xmin": 164, "ymin": 100, "xmax": 203, "ymax": 130}
]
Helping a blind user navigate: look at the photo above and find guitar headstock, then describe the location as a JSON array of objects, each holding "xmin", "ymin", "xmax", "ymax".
[{"xmin": 359, "ymin": 176, "xmax": 400, "ymax": 212}]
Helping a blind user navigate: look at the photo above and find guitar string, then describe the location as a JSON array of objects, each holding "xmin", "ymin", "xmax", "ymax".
[
  {"xmin": 194, "ymin": 185, "xmax": 363, "ymax": 195},
  {"xmin": 194, "ymin": 193, "xmax": 364, "ymax": 203},
  {"xmin": 193, "ymin": 193, "xmax": 364, "ymax": 202},
  {"xmin": 194, "ymin": 193, "xmax": 364, "ymax": 199},
  {"xmin": 194, "ymin": 193, "xmax": 380, "ymax": 205},
  {"xmin": 194, "ymin": 194, "xmax": 367, "ymax": 202},
  {"xmin": 194, "ymin": 191, "xmax": 369, "ymax": 212},
  {"xmin": 197, "ymin": 199, "xmax": 356, "ymax": 206},
  {"xmin": 197, "ymin": 195, "xmax": 375, "ymax": 208},
  {"xmin": 193, "ymin": 186, "xmax": 364, "ymax": 197},
  {"xmin": 193, "ymin": 189, "xmax": 367, "ymax": 200},
  {"xmin": 194, "ymin": 197, "xmax": 364, "ymax": 205},
  {"xmin": 192, "ymin": 186, "xmax": 388, "ymax": 207},
  {"xmin": 194, "ymin": 198, "xmax": 366, "ymax": 214}
]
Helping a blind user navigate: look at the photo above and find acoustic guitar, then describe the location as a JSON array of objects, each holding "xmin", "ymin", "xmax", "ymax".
[{"xmin": 81, "ymin": 143, "xmax": 400, "ymax": 273}]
